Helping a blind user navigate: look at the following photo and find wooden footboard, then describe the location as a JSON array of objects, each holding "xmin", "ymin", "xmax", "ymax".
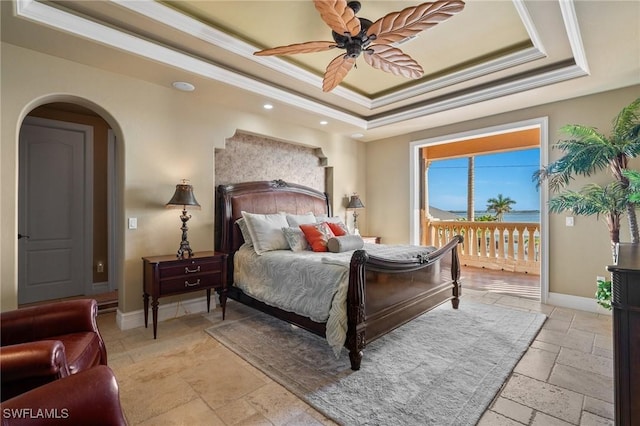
[{"xmin": 346, "ymin": 235, "xmax": 463, "ymax": 370}]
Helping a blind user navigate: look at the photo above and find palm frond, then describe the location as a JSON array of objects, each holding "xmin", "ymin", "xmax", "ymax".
[
  {"xmin": 623, "ymin": 169, "xmax": 640, "ymax": 203},
  {"xmin": 548, "ymin": 182, "xmax": 628, "ymax": 216},
  {"xmin": 612, "ymin": 97, "xmax": 640, "ymax": 139}
]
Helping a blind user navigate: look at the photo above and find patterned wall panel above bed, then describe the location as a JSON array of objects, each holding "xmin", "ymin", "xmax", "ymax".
[{"xmin": 216, "ymin": 131, "xmax": 325, "ymax": 191}]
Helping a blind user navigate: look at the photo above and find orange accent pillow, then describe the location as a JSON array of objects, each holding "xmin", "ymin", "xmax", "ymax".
[
  {"xmin": 326, "ymin": 221, "xmax": 349, "ymax": 236},
  {"xmin": 299, "ymin": 222, "xmax": 336, "ymax": 252}
]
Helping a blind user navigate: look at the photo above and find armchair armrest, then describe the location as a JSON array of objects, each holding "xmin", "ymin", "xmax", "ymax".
[
  {"xmin": 1, "ymin": 366, "xmax": 127, "ymax": 425},
  {"xmin": 0, "ymin": 299, "xmax": 99, "ymax": 345},
  {"xmin": 0, "ymin": 340, "xmax": 70, "ymax": 402}
]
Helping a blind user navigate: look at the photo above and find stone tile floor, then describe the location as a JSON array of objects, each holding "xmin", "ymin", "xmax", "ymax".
[{"xmin": 98, "ymin": 283, "xmax": 613, "ymax": 425}]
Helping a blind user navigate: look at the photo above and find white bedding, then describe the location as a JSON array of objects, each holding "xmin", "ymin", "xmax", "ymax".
[{"xmin": 233, "ymin": 243, "xmax": 436, "ymax": 356}]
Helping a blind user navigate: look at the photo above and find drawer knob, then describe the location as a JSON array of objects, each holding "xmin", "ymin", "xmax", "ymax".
[
  {"xmin": 184, "ymin": 279, "xmax": 201, "ymax": 287},
  {"xmin": 185, "ymin": 266, "xmax": 201, "ymax": 274}
]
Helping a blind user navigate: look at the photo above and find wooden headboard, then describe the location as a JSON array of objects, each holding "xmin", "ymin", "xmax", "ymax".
[{"xmin": 215, "ymin": 180, "xmax": 330, "ymax": 256}]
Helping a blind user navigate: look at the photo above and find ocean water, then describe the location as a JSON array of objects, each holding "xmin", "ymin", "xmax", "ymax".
[{"xmin": 450, "ymin": 210, "xmax": 540, "ymax": 223}]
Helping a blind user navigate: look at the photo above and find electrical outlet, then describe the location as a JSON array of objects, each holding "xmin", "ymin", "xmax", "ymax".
[
  {"xmin": 565, "ymin": 216, "xmax": 574, "ymax": 227},
  {"xmin": 128, "ymin": 217, "xmax": 137, "ymax": 229}
]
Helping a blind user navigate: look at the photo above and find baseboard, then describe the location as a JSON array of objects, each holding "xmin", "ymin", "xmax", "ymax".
[
  {"xmin": 116, "ymin": 295, "xmax": 216, "ymax": 330},
  {"xmin": 547, "ymin": 292, "xmax": 611, "ymax": 315},
  {"xmin": 91, "ymin": 281, "xmax": 110, "ymax": 293}
]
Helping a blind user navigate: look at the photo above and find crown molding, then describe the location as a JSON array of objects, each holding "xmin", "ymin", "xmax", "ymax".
[
  {"xmin": 371, "ymin": 46, "xmax": 546, "ymax": 109},
  {"xmin": 368, "ymin": 63, "xmax": 588, "ymax": 129},
  {"xmin": 558, "ymin": 0, "xmax": 589, "ymax": 74}
]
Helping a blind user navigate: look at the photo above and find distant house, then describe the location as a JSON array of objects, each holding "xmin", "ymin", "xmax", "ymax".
[{"xmin": 428, "ymin": 207, "xmax": 463, "ymax": 221}]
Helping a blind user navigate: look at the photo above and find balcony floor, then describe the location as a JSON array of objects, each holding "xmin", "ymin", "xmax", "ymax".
[{"xmin": 461, "ymin": 266, "xmax": 540, "ymax": 300}]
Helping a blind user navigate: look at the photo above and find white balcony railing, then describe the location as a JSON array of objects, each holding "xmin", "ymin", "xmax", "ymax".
[{"xmin": 423, "ymin": 219, "xmax": 541, "ymax": 275}]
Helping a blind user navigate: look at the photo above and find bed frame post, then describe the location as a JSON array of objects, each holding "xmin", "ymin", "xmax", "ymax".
[
  {"xmin": 346, "ymin": 249, "xmax": 368, "ymax": 370},
  {"xmin": 451, "ymin": 235, "xmax": 463, "ymax": 309}
]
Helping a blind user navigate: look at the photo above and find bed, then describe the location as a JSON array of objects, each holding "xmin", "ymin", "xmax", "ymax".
[{"xmin": 215, "ymin": 179, "xmax": 462, "ymax": 370}]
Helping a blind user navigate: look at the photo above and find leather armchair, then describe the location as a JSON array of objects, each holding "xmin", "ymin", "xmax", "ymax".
[
  {"xmin": 1, "ymin": 365, "xmax": 127, "ymax": 425},
  {"xmin": 1, "ymin": 299, "xmax": 107, "ymax": 401}
]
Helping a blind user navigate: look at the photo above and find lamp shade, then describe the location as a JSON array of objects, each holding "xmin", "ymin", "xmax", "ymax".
[
  {"xmin": 166, "ymin": 181, "xmax": 201, "ymax": 209},
  {"xmin": 347, "ymin": 194, "xmax": 364, "ymax": 209}
]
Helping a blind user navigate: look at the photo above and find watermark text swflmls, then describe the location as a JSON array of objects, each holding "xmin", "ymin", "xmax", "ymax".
[{"xmin": 2, "ymin": 408, "xmax": 69, "ymax": 419}]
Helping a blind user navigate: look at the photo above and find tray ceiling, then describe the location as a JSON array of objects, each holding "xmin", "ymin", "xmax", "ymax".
[{"xmin": 2, "ymin": 0, "xmax": 638, "ymax": 140}]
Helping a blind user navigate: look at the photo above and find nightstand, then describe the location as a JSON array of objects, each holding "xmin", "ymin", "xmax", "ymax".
[
  {"xmin": 361, "ymin": 236, "xmax": 381, "ymax": 244},
  {"xmin": 142, "ymin": 251, "xmax": 227, "ymax": 339}
]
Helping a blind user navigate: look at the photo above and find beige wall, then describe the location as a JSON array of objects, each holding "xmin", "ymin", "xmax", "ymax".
[
  {"xmin": 0, "ymin": 42, "xmax": 365, "ymax": 312},
  {"xmin": 366, "ymin": 85, "xmax": 640, "ymax": 299}
]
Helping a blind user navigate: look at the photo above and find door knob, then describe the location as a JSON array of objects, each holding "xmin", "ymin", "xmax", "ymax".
[{"xmin": 18, "ymin": 233, "xmax": 30, "ymax": 239}]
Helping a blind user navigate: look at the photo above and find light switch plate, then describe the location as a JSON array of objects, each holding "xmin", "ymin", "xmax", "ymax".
[
  {"xmin": 565, "ymin": 216, "xmax": 574, "ymax": 227},
  {"xmin": 128, "ymin": 217, "xmax": 137, "ymax": 229}
]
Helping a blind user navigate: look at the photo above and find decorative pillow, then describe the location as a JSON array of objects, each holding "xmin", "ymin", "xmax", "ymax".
[
  {"xmin": 326, "ymin": 221, "xmax": 349, "ymax": 236},
  {"xmin": 327, "ymin": 235, "xmax": 365, "ymax": 253},
  {"xmin": 285, "ymin": 212, "xmax": 317, "ymax": 227},
  {"xmin": 241, "ymin": 211, "xmax": 289, "ymax": 255},
  {"xmin": 282, "ymin": 227, "xmax": 310, "ymax": 252},
  {"xmin": 235, "ymin": 218, "xmax": 253, "ymax": 247},
  {"xmin": 299, "ymin": 222, "xmax": 335, "ymax": 252}
]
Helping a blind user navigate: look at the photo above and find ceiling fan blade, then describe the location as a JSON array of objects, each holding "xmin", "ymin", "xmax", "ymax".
[
  {"xmin": 313, "ymin": 0, "xmax": 361, "ymax": 37},
  {"xmin": 367, "ymin": 0, "xmax": 465, "ymax": 45},
  {"xmin": 322, "ymin": 54, "xmax": 356, "ymax": 92},
  {"xmin": 254, "ymin": 41, "xmax": 336, "ymax": 56},
  {"xmin": 364, "ymin": 45, "xmax": 424, "ymax": 79}
]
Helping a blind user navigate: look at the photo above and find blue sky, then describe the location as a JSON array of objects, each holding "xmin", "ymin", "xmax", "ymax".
[{"xmin": 428, "ymin": 148, "xmax": 540, "ymax": 211}]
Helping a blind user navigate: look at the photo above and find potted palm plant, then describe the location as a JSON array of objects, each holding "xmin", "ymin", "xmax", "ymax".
[
  {"xmin": 535, "ymin": 97, "xmax": 640, "ymax": 246},
  {"xmin": 535, "ymin": 97, "xmax": 640, "ymax": 310}
]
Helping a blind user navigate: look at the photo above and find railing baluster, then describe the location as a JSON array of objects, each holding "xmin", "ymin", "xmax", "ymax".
[
  {"xmin": 498, "ymin": 227, "xmax": 506, "ymax": 259},
  {"xmin": 516, "ymin": 226, "xmax": 525, "ymax": 261},
  {"xmin": 489, "ymin": 226, "xmax": 498, "ymax": 259}
]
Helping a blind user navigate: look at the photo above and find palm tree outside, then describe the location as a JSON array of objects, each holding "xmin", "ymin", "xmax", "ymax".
[{"xmin": 486, "ymin": 194, "xmax": 516, "ymax": 221}]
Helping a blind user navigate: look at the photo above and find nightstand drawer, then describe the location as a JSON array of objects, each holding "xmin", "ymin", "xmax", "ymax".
[
  {"xmin": 159, "ymin": 272, "xmax": 222, "ymax": 295},
  {"xmin": 159, "ymin": 258, "xmax": 222, "ymax": 279}
]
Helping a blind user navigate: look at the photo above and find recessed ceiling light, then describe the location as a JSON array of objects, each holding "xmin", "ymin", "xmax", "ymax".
[
  {"xmin": 351, "ymin": 133, "xmax": 364, "ymax": 138},
  {"xmin": 172, "ymin": 81, "xmax": 195, "ymax": 92},
  {"xmin": 320, "ymin": 120, "xmax": 328, "ymax": 125},
  {"xmin": 263, "ymin": 104, "xmax": 274, "ymax": 110}
]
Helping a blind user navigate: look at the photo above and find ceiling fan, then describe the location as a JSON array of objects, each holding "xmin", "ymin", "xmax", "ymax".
[{"xmin": 254, "ymin": 0, "xmax": 466, "ymax": 92}]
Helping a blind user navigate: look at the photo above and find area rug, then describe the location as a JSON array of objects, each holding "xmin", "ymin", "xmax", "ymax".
[{"xmin": 205, "ymin": 301, "xmax": 546, "ymax": 425}]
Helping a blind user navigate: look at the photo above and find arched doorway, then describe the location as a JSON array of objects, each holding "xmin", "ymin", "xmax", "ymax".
[{"xmin": 18, "ymin": 101, "xmax": 120, "ymax": 311}]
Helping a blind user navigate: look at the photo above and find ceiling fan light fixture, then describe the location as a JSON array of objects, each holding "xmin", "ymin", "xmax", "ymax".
[{"xmin": 253, "ymin": 0, "xmax": 466, "ymax": 92}]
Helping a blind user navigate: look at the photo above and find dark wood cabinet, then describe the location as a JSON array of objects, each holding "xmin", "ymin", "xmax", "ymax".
[
  {"xmin": 607, "ymin": 243, "xmax": 640, "ymax": 426},
  {"xmin": 142, "ymin": 251, "xmax": 227, "ymax": 338}
]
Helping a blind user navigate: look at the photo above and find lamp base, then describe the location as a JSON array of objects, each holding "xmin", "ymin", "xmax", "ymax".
[
  {"xmin": 176, "ymin": 241, "xmax": 193, "ymax": 259},
  {"xmin": 176, "ymin": 210, "xmax": 194, "ymax": 259}
]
